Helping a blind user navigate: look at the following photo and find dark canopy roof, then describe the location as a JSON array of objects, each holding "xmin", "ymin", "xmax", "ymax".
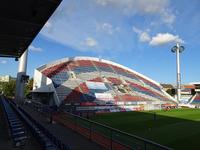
[{"xmin": 0, "ymin": 0, "xmax": 61, "ymax": 58}]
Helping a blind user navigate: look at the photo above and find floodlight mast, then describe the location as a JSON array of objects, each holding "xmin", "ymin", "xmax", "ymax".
[{"xmin": 171, "ymin": 43, "xmax": 185, "ymax": 102}]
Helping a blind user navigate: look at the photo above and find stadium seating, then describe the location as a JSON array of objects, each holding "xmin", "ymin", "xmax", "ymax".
[
  {"xmin": 42, "ymin": 62, "xmax": 69, "ymax": 78},
  {"xmin": 0, "ymin": 97, "xmax": 28, "ymax": 147},
  {"xmin": 11, "ymin": 100, "xmax": 70, "ymax": 150},
  {"xmin": 191, "ymin": 93, "xmax": 200, "ymax": 104},
  {"xmin": 79, "ymin": 82, "xmax": 89, "ymax": 94},
  {"xmin": 56, "ymin": 80, "xmax": 82, "ymax": 101},
  {"xmin": 89, "ymin": 77, "xmax": 103, "ymax": 82},
  {"xmin": 51, "ymin": 72, "xmax": 70, "ymax": 87},
  {"xmin": 76, "ymin": 60, "xmax": 94, "ymax": 67},
  {"xmin": 107, "ymin": 77, "xmax": 122, "ymax": 85},
  {"xmin": 128, "ymin": 81, "xmax": 158, "ymax": 99},
  {"xmin": 119, "ymin": 94, "xmax": 142, "ymax": 101},
  {"xmin": 65, "ymin": 87, "xmax": 84, "ymax": 102},
  {"xmin": 137, "ymin": 76, "xmax": 161, "ymax": 92},
  {"xmin": 35, "ymin": 57, "xmax": 175, "ymax": 111},
  {"xmin": 110, "ymin": 65, "xmax": 140, "ymax": 82},
  {"xmin": 73, "ymin": 66, "xmax": 97, "ymax": 74}
]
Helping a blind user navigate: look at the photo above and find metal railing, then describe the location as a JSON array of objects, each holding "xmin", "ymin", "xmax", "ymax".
[
  {"xmin": 27, "ymin": 101, "xmax": 173, "ymax": 150},
  {"xmin": 54, "ymin": 111, "xmax": 173, "ymax": 150}
]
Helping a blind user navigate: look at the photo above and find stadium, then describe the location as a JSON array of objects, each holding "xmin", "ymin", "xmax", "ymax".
[
  {"xmin": 32, "ymin": 56, "xmax": 177, "ymax": 113},
  {"xmin": 1, "ymin": 0, "xmax": 200, "ymax": 150}
]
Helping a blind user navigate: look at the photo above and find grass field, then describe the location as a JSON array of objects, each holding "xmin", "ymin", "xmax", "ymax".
[{"xmin": 91, "ymin": 109, "xmax": 200, "ymax": 150}]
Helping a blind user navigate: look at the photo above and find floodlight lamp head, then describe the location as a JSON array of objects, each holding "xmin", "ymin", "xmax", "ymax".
[
  {"xmin": 179, "ymin": 45, "xmax": 185, "ymax": 53},
  {"xmin": 171, "ymin": 45, "xmax": 178, "ymax": 53},
  {"xmin": 171, "ymin": 45, "xmax": 185, "ymax": 53}
]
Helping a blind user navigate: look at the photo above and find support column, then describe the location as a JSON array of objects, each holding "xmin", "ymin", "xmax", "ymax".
[
  {"xmin": 176, "ymin": 43, "xmax": 181, "ymax": 102},
  {"xmin": 15, "ymin": 50, "xmax": 28, "ymax": 104}
]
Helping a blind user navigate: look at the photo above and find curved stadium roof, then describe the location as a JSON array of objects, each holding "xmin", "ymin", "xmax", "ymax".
[{"xmin": 34, "ymin": 56, "xmax": 176, "ymax": 107}]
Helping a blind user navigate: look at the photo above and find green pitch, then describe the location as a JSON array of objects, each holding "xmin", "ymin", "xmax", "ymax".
[{"xmin": 92, "ymin": 109, "xmax": 200, "ymax": 149}]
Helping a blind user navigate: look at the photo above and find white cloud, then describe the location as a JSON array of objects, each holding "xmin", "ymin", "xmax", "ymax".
[
  {"xmin": 44, "ymin": 21, "xmax": 52, "ymax": 28},
  {"xmin": 0, "ymin": 60, "xmax": 7, "ymax": 64},
  {"xmin": 102, "ymin": 23, "xmax": 113, "ymax": 34},
  {"xmin": 96, "ymin": 0, "xmax": 108, "ymax": 6},
  {"xmin": 133, "ymin": 26, "xmax": 184, "ymax": 46},
  {"xmin": 29, "ymin": 45, "xmax": 43, "ymax": 52},
  {"xmin": 43, "ymin": 21, "xmax": 54, "ymax": 34},
  {"xmin": 161, "ymin": 10, "xmax": 175, "ymax": 25},
  {"xmin": 96, "ymin": 0, "xmax": 175, "ymax": 25},
  {"xmin": 139, "ymin": 32, "xmax": 151, "ymax": 42},
  {"xmin": 82, "ymin": 37, "xmax": 98, "ymax": 47},
  {"xmin": 97, "ymin": 22, "xmax": 120, "ymax": 35},
  {"xmin": 40, "ymin": 0, "xmax": 177, "ymax": 53},
  {"xmin": 132, "ymin": 26, "xmax": 141, "ymax": 33},
  {"xmin": 150, "ymin": 33, "xmax": 184, "ymax": 46},
  {"xmin": 133, "ymin": 26, "xmax": 151, "ymax": 42}
]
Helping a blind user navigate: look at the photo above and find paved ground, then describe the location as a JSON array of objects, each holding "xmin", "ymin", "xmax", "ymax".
[{"xmin": 21, "ymin": 105, "xmax": 103, "ymax": 150}]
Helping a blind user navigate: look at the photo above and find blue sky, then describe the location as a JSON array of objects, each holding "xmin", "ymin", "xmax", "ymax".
[{"xmin": 0, "ymin": 0, "xmax": 200, "ymax": 84}]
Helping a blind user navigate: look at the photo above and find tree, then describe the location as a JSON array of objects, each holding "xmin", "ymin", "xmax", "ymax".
[
  {"xmin": 166, "ymin": 89, "xmax": 175, "ymax": 96},
  {"xmin": 0, "ymin": 78, "xmax": 34, "ymax": 98},
  {"xmin": 0, "ymin": 80, "xmax": 16, "ymax": 97},
  {"xmin": 25, "ymin": 78, "xmax": 33, "ymax": 97}
]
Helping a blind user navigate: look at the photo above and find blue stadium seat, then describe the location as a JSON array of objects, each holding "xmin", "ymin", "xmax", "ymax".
[
  {"xmin": 16, "ymin": 105, "xmax": 70, "ymax": 150},
  {"xmin": 0, "ymin": 97, "xmax": 28, "ymax": 147}
]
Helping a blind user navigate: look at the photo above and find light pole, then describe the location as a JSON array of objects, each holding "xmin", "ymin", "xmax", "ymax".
[{"xmin": 171, "ymin": 43, "xmax": 185, "ymax": 102}]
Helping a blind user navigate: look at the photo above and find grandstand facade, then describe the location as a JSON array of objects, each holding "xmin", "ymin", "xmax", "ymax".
[
  {"xmin": 32, "ymin": 57, "xmax": 176, "ymax": 112},
  {"xmin": 188, "ymin": 82, "xmax": 200, "ymax": 107}
]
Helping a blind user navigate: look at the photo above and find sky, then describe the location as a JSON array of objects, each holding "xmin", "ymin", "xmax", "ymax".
[{"xmin": 0, "ymin": 0, "xmax": 200, "ymax": 84}]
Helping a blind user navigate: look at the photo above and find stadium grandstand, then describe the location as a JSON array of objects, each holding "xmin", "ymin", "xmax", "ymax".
[
  {"xmin": 179, "ymin": 84, "xmax": 195, "ymax": 103},
  {"xmin": 161, "ymin": 83, "xmax": 198, "ymax": 104},
  {"xmin": 32, "ymin": 56, "xmax": 177, "ymax": 113},
  {"xmin": 1, "ymin": 0, "xmax": 200, "ymax": 149},
  {"xmin": 188, "ymin": 82, "xmax": 200, "ymax": 107}
]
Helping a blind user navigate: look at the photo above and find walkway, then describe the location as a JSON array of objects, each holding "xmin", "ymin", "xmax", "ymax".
[{"xmin": 21, "ymin": 105, "xmax": 103, "ymax": 150}]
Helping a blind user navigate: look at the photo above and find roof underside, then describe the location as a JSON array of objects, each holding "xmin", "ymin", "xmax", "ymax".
[{"xmin": 0, "ymin": 0, "xmax": 61, "ymax": 58}]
